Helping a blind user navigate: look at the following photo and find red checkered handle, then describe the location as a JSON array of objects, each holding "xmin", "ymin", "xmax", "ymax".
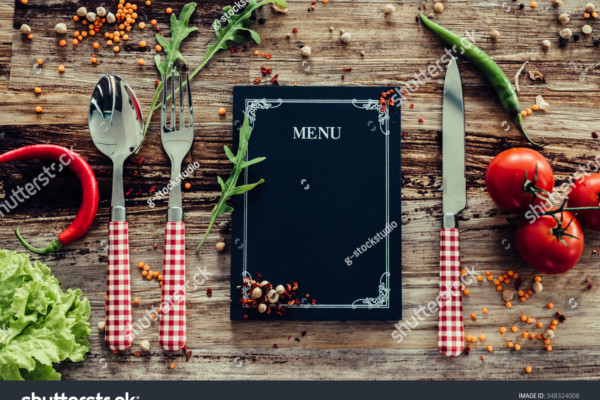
[
  {"xmin": 160, "ymin": 222, "xmax": 186, "ymax": 351},
  {"xmin": 438, "ymin": 228, "xmax": 464, "ymax": 357},
  {"xmin": 106, "ymin": 221, "xmax": 133, "ymax": 351}
]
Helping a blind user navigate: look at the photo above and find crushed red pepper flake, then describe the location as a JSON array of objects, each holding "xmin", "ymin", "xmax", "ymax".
[
  {"xmin": 514, "ymin": 277, "xmax": 522, "ymax": 290},
  {"xmin": 343, "ymin": 67, "xmax": 352, "ymax": 72},
  {"xmin": 555, "ymin": 312, "xmax": 566, "ymax": 323},
  {"xmin": 260, "ymin": 66, "xmax": 272, "ymax": 76},
  {"xmin": 253, "ymin": 77, "xmax": 262, "ymax": 84},
  {"xmin": 137, "ymin": 156, "xmax": 145, "ymax": 165},
  {"xmin": 134, "ymin": 351, "xmax": 141, "ymax": 357},
  {"xmin": 206, "ymin": 287, "xmax": 213, "ymax": 297},
  {"xmin": 271, "ymin": 74, "xmax": 279, "ymax": 85},
  {"xmin": 273, "ymin": 343, "xmax": 279, "ymax": 349},
  {"xmin": 409, "ymin": 104, "xmax": 414, "ymax": 109},
  {"xmin": 463, "ymin": 344, "xmax": 470, "ymax": 356},
  {"xmin": 125, "ymin": 188, "xmax": 133, "ymax": 196},
  {"xmin": 593, "ymin": 132, "xmax": 598, "ymax": 139},
  {"xmin": 149, "ymin": 185, "xmax": 156, "ymax": 193}
]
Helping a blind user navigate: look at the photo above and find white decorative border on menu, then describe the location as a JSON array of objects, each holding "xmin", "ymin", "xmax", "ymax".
[{"xmin": 240, "ymin": 98, "xmax": 391, "ymax": 310}]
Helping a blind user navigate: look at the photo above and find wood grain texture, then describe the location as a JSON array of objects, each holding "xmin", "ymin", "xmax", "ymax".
[{"xmin": 1, "ymin": 0, "xmax": 600, "ymax": 380}]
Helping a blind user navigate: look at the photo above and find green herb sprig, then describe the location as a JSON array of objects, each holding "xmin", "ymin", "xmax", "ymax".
[
  {"xmin": 142, "ymin": 0, "xmax": 288, "ymax": 140},
  {"xmin": 196, "ymin": 115, "xmax": 265, "ymax": 251}
]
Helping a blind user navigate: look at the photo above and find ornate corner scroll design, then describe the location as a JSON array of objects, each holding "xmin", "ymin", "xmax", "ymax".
[
  {"xmin": 245, "ymin": 98, "xmax": 283, "ymax": 126},
  {"xmin": 351, "ymin": 99, "xmax": 390, "ymax": 135},
  {"xmin": 351, "ymin": 272, "xmax": 390, "ymax": 309}
]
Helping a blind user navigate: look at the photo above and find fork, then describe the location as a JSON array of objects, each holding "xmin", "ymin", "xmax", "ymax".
[{"xmin": 159, "ymin": 66, "xmax": 194, "ymax": 351}]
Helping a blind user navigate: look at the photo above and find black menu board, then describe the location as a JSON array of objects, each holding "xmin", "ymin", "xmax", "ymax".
[{"xmin": 230, "ymin": 86, "xmax": 401, "ymax": 320}]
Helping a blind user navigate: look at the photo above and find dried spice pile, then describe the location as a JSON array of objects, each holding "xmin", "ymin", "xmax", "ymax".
[
  {"xmin": 462, "ymin": 268, "xmax": 593, "ymax": 373},
  {"xmin": 239, "ymin": 275, "xmax": 316, "ymax": 316}
]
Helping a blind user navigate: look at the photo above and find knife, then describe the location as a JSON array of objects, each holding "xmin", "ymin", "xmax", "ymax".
[{"xmin": 439, "ymin": 57, "xmax": 466, "ymax": 357}]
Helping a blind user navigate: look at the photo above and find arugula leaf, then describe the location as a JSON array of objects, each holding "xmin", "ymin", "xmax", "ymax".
[
  {"xmin": 142, "ymin": 0, "xmax": 288, "ymax": 141},
  {"xmin": 154, "ymin": 2, "xmax": 199, "ymax": 76},
  {"xmin": 196, "ymin": 115, "xmax": 265, "ymax": 251},
  {"xmin": 200, "ymin": 0, "xmax": 287, "ymax": 70}
]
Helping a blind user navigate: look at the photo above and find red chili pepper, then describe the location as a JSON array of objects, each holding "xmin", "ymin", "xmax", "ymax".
[{"xmin": 0, "ymin": 145, "xmax": 99, "ymax": 255}]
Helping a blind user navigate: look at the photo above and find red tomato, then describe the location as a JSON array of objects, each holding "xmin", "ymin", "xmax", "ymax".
[
  {"xmin": 485, "ymin": 148, "xmax": 554, "ymax": 213},
  {"xmin": 516, "ymin": 211, "xmax": 583, "ymax": 275},
  {"xmin": 567, "ymin": 173, "xmax": 600, "ymax": 230}
]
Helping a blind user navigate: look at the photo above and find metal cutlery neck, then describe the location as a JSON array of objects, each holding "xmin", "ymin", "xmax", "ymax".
[
  {"xmin": 111, "ymin": 206, "xmax": 127, "ymax": 222},
  {"xmin": 111, "ymin": 161, "xmax": 125, "ymax": 210},
  {"xmin": 167, "ymin": 161, "xmax": 183, "ymax": 209},
  {"xmin": 167, "ymin": 207, "xmax": 183, "ymax": 222},
  {"xmin": 443, "ymin": 213, "xmax": 457, "ymax": 229}
]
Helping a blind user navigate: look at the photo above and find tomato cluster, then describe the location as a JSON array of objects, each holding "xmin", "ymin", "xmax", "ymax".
[{"xmin": 486, "ymin": 148, "xmax": 600, "ymax": 275}]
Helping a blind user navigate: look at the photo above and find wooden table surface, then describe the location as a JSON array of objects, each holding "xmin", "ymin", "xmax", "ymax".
[{"xmin": 1, "ymin": 0, "xmax": 600, "ymax": 380}]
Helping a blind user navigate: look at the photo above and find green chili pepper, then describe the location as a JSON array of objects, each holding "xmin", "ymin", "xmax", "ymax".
[{"xmin": 419, "ymin": 13, "xmax": 545, "ymax": 147}]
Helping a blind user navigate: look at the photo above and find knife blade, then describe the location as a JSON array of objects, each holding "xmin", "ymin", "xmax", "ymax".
[
  {"xmin": 442, "ymin": 57, "xmax": 466, "ymax": 228},
  {"xmin": 438, "ymin": 57, "xmax": 466, "ymax": 357}
]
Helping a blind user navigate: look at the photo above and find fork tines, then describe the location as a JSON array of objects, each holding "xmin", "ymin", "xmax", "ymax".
[{"xmin": 161, "ymin": 66, "xmax": 193, "ymax": 133}]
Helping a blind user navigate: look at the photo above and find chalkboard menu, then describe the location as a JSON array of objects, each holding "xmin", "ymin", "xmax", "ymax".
[{"xmin": 231, "ymin": 86, "xmax": 402, "ymax": 320}]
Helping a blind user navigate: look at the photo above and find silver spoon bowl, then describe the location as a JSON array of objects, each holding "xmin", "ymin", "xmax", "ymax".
[{"xmin": 89, "ymin": 74, "xmax": 144, "ymax": 220}]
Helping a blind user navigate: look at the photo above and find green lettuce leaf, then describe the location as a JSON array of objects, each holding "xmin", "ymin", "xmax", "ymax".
[{"xmin": 0, "ymin": 250, "xmax": 91, "ymax": 381}]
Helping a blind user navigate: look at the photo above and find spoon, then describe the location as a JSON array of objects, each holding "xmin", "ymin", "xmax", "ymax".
[{"xmin": 89, "ymin": 75, "xmax": 144, "ymax": 351}]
